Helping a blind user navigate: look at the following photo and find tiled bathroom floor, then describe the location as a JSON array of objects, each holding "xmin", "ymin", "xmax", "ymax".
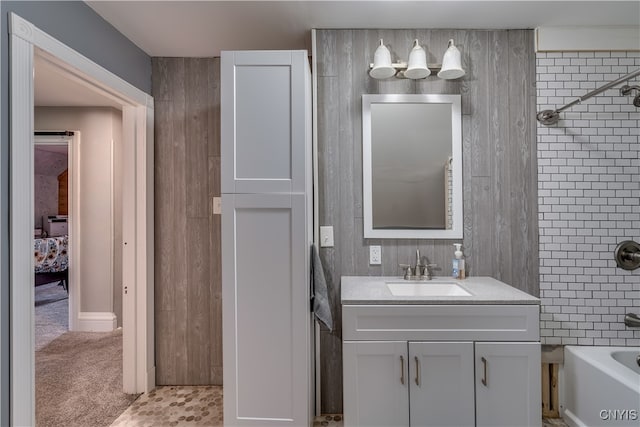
[
  {"xmin": 110, "ymin": 386, "xmax": 223, "ymax": 426},
  {"xmin": 111, "ymin": 385, "xmax": 566, "ymax": 427},
  {"xmin": 110, "ymin": 386, "xmax": 343, "ymax": 427}
]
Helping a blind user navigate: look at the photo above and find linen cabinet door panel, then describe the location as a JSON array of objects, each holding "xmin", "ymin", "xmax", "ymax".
[
  {"xmin": 222, "ymin": 193, "xmax": 310, "ymax": 425},
  {"xmin": 408, "ymin": 342, "xmax": 475, "ymax": 427},
  {"xmin": 343, "ymin": 341, "xmax": 409, "ymax": 427},
  {"xmin": 221, "ymin": 50, "xmax": 309, "ymax": 194},
  {"xmin": 475, "ymin": 342, "xmax": 541, "ymax": 427}
]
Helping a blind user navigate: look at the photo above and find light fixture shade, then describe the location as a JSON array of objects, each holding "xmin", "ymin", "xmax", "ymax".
[
  {"xmin": 370, "ymin": 39, "xmax": 396, "ymax": 79},
  {"xmin": 437, "ymin": 39, "xmax": 465, "ymax": 80},
  {"xmin": 404, "ymin": 39, "xmax": 431, "ymax": 79}
]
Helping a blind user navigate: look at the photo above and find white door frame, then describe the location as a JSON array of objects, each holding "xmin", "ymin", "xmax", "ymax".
[
  {"xmin": 33, "ymin": 134, "xmax": 80, "ymax": 332},
  {"xmin": 9, "ymin": 13, "xmax": 155, "ymax": 426}
]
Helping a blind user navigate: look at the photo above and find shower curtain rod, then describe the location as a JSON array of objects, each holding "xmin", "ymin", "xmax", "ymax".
[{"xmin": 537, "ymin": 68, "xmax": 640, "ymax": 125}]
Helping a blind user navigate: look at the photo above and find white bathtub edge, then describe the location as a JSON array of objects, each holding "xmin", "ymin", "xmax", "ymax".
[
  {"xmin": 565, "ymin": 346, "xmax": 640, "ymax": 394},
  {"xmin": 563, "ymin": 346, "xmax": 640, "ymax": 427},
  {"xmin": 563, "ymin": 409, "xmax": 588, "ymax": 427}
]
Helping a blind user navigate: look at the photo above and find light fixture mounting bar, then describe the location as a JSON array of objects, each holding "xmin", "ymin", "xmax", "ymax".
[{"xmin": 368, "ymin": 63, "xmax": 443, "ymax": 73}]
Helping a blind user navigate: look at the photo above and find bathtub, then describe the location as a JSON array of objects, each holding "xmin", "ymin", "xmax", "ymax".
[{"xmin": 563, "ymin": 346, "xmax": 640, "ymax": 427}]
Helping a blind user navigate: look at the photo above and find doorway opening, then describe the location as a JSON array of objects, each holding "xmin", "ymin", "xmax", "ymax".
[
  {"xmin": 9, "ymin": 12, "xmax": 155, "ymax": 426},
  {"xmin": 34, "ymin": 135, "xmax": 71, "ymax": 350}
]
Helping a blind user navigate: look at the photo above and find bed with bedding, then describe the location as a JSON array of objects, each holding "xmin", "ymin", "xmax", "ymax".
[{"xmin": 34, "ymin": 235, "xmax": 68, "ymax": 290}]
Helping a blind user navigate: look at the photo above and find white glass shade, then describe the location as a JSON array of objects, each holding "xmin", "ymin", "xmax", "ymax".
[
  {"xmin": 369, "ymin": 39, "xmax": 396, "ymax": 79},
  {"xmin": 404, "ymin": 39, "xmax": 431, "ymax": 79},
  {"xmin": 437, "ymin": 39, "xmax": 465, "ymax": 80}
]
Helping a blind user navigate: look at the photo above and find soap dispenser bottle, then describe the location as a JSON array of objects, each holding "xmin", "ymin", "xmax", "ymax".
[{"xmin": 452, "ymin": 243, "xmax": 466, "ymax": 279}]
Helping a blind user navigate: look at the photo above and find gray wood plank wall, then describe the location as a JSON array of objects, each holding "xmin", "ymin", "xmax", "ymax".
[
  {"xmin": 315, "ymin": 29, "xmax": 538, "ymax": 413},
  {"xmin": 152, "ymin": 57, "xmax": 222, "ymax": 385}
]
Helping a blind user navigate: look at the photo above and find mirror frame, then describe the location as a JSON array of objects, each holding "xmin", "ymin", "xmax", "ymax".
[{"xmin": 362, "ymin": 93, "xmax": 463, "ymax": 239}]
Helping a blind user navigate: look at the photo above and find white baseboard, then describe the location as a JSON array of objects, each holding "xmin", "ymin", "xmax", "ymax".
[{"xmin": 76, "ymin": 312, "xmax": 117, "ymax": 332}]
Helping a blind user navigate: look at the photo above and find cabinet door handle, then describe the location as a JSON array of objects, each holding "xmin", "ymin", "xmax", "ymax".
[
  {"xmin": 400, "ymin": 355, "xmax": 405, "ymax": 385},
  {"xmin": 414, "ymin": 356, "xmax": 420, "ymax": 387},
  {"xmin": 481, "ymin": 356, "xmax": 488, "ymax": 387}
]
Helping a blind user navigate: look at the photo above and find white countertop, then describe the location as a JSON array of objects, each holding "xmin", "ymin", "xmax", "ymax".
[{"xmin": 341, "ymin": 276, "xmax": 540, "ymax": 305}]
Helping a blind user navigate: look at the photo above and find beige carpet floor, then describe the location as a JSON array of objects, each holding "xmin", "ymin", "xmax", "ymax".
[{"xmin": 36, "ymin": 329, "xmax": 139, "ymax": 427}]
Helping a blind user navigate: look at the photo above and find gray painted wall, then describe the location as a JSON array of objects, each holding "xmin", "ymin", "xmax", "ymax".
[
  {"xmin": 1, "ymin": 2, "xmax": 151, "ymax": 423},
  {"xmin": 315, "ymin": 29, "xmax": 538, "ymax": 413}
]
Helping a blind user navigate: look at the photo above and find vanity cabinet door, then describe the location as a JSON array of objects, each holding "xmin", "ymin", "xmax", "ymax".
[
  {"xmin": 343, "ymin": 341, "xmax": 409, "ymax": 427},
  {"xmin": 408, "ymin": 342, "xmax": 475, "ymax": 427},
  {"xmin": 475, "ymin": 342, "xmax": 541, "ymax": 427}
]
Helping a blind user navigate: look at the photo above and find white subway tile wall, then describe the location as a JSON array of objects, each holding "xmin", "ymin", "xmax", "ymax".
[{"xmin": 537, "ymin": 51, "xmax": 640, "ymax": 346}]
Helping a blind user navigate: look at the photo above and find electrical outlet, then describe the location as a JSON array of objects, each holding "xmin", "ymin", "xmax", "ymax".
[{"xmin": 370, "ymin": 245, "xmax": 382, "ymax": 265}]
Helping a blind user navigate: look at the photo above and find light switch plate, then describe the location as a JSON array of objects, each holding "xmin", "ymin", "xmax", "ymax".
[
  {"xmin": 320, "ymin": 226, "xmax": 334, "ymax": 247},
  {"xmin": 212, "ymin": 197, "xmax": 222, "ymax": 215},
  {"xmin": 370, "ymin": 245, "xmax": 382, "ymax": 265}
]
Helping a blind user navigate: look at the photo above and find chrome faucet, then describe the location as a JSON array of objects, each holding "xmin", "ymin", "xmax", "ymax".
[
  {"xmin": 399, "ymin": 263, "xmax": 414, "ymax": 280},
  {"xmin": 398, "ymin": 249, "xmax": 437, "ymax": 280},
  {"xmin": 423, "ymin": 262, "xmax": 437, "ymax": 280},
  {"xmin": 624, "ymin": 313, "xmax": 640, "ymax": 328},
  {"xmin": 414, "ymin": 249, "xmax": 424, "ymax": 278}
]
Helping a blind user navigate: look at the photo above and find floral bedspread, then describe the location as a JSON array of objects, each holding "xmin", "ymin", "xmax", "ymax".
[{"xmin": 34, "ymin": 235, "xmax": 69, "ymax": 273}]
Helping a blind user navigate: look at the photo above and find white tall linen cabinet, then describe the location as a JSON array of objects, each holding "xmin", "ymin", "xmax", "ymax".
[{"xmin": 221, "ymin": 50, "xmax": 314, "ymax": 426}]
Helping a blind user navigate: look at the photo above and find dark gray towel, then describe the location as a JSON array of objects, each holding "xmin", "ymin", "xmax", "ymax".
[{"xmin": 311, "ymin": 244, "xmax": 333, "ymax": 332}]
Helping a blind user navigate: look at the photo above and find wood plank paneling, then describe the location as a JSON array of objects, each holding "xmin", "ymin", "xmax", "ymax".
[
  {"xmin": 153, "ymin": 57, "xmax": 222, "ymax": 385},
  {"xmin": 488, "ymin": 31, "xmax": 513, "ymax": 287},
  {"xmin": 185, "ymin": 59, "xmax": 211, "ymax": 218},
  {"xmin": 315, "ymin": 29, "xmax": 538, "ymax": 413},
  {"xmin": 507, "ymin": 30, "xmax": 537, "ymax": 294}
]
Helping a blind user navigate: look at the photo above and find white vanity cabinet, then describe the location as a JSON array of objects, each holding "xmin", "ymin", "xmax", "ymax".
[{"xmin": 342, "ymin": 300, "xmax": 541, "ymax": 427}]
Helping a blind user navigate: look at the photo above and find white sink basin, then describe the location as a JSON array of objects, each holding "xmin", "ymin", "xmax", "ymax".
[{"xmin": 386, "ymin": 281, "xmax": 472, "ymax": 297}]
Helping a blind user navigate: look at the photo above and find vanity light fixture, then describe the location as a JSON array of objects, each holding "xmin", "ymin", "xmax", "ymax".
[
  {"xmin": 369, "ymin": 39, "xmax": 396, "ymax": 79},
  {"xmin": 404, "ymin": 40, "xmax": 431, "ymax": 79},
  {"xmin": 369, "ymin": 38, "xmax": 465, "ymax": 80}
]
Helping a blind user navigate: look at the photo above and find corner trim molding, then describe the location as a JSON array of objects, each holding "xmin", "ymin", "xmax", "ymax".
[
  {"xmin": 8, "ymin": 13, "xmax": 34, "ymax": 43},
  {"xmin": 147, "ymin": 366, "xmax": 157, "ymax": 391},
  {"xmin": 9, "ymin": 27, "xmax": 35, "ymax": 427},
  {"xmin": 76, "ymin": 312, "xmax": 118, "ymax": 332}
]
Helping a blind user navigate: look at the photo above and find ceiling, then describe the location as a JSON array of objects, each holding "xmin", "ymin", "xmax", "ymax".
[
  {"xmin": 35, "ymin": 52, "xmax": 123, "ymax": 109},
  {"xmin": 86, "ymin": 1, "xmax": 640, "ymax": 57},
  {"xmin": 35, "ymin": 145, "xmax": 68, "ymax": 155},
  {"xmin": 36, "ymin": 1, "xmax": 639, "ymax": 108},
  {"xmin": 34, "ymin": 145, "xmax": 68, "ymax": 176}
]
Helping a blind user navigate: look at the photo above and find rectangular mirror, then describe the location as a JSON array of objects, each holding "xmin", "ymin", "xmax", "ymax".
[{"xmin": 362, "ymin": 94, "xmax": 463, "ymax": 239}]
